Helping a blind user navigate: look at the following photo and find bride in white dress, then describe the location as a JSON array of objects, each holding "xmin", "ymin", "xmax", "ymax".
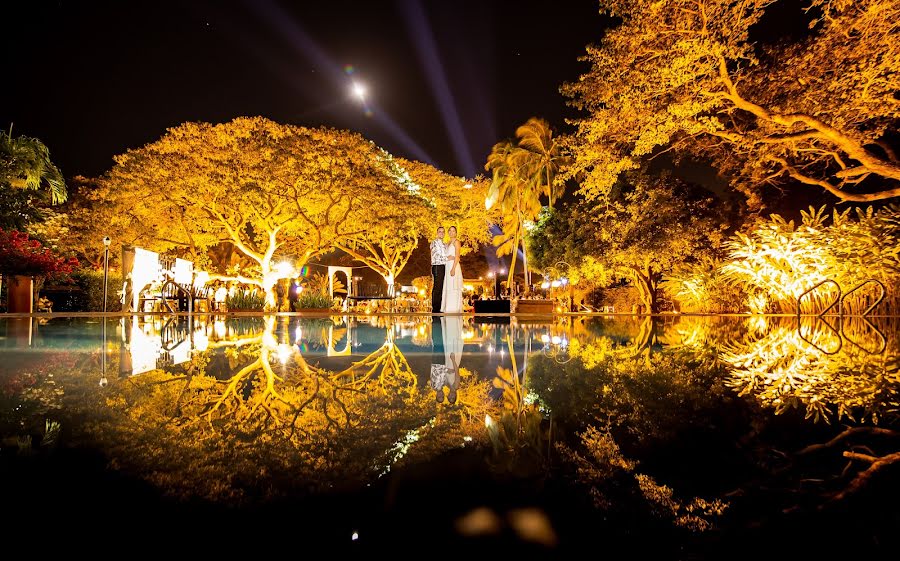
[{"xmin": 441, "ymin": 226, "xmax": 464, "ymax": 313}]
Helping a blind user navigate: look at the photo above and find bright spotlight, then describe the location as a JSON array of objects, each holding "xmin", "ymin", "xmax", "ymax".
[{"xmin": 352, "ymin": 82, "xmax": 366, "ymax": 100}]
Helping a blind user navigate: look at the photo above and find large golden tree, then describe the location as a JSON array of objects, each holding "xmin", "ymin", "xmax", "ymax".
[
  {"xmin": 100, "ymin": 117, "xmax": 408, "ymax": 308},
  {"xmin": 563, "ymin": 0, "xmax": 900, "ymax": 206}
]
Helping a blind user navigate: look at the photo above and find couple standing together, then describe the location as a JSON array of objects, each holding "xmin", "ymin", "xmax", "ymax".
[{"xmin": 430, "ymin": 225, "xmax": 464, "ymax": 313}]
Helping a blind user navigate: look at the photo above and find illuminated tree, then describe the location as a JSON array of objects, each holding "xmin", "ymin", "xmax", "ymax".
[
  {"xmin": 396, "ymin": 157, "xmax": 495, "ymax": 252},
  {"xmin": 334, "ymin": 157, "xmax": 437, "ymax": 296},
  {"xmin": 99, "ymin": 117, "xmax": 407, "ymax": 308},
  {"xmin": 515, "ymin": 118, "xmax": 567, "ymax": 208},
  {"xmin": 331, "ymin": 155, "xmax": 494, "ymax": 296},
  {"xmin": 529, "ymin": 171, "xmax": 727, "ymax": 313},
  {"xmin": 721, "ymin": 205, "xmax": 900, "ymax": 313},
  {"xmin": 0, "ymin": 128, "xmax": 67, "ymax": 204},
  {"xmin": 563, "ymin": 0, "xmax": 900, "ymax": 205},
  {"xmin": 0, "ymin": 186, "xmax": 44, "ymax": 230},
  {"xmin": 486, "ymin": 118, "xmax": 564, "ymax": 288},
  {"xmin": 27, "ymin": 176, "xmax": 115, "ymax": 270}
]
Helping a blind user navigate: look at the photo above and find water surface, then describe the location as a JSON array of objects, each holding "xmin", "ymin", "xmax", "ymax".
[{"xmin": 1, "ymin": 314, "xmax": 897, "ymax": 555}]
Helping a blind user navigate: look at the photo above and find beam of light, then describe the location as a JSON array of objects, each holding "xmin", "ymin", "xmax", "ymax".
[
  {"xmin": 398, "ymin": 0, "xmax": 476, "ymax": 176},
  {"xmin": 242, "ymin": 0, "xmax": 436, "ymax": 164}
]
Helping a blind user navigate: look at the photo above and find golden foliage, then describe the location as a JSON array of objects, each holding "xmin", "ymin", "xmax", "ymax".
[
  {"xmin": 721, "ymin": 205, "xmax": 900, "ymax": 313},
  {"xmin": 722, "ymin": 317, "xmax": 900, "ymax": 423},
  {"xmin": 97, "ymin": 117, "xmax": 476, "ymax": 307},
  {"xmin": 563, "ymin": 0, "xmax": 900, "ymax": 204},
  {"xmin": 528, "ymin": 171, "xmax": 728, "ymax": 312},
  {"xmin": 485, "ymin": 118, "xmax": 565, "ymax": 286}
]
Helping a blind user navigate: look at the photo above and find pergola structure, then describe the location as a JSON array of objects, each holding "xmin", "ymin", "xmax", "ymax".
[
  {"xmin": 327, "ymin": 321, "xmax": 351, "ymax": 357},
  {"xmin": 327, "ymin": 266, "xmax": 353, "ymax": 299}
]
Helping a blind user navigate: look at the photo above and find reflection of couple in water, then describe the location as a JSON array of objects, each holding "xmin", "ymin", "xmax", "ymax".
[{"xmin": 430, "ymin": 316, "xmax": 464, "ymax": 404}]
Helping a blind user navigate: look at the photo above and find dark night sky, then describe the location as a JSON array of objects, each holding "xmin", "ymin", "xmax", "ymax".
[{"xmin": 1, "ymin": 0, "xmax": 610, "ymax": 181}]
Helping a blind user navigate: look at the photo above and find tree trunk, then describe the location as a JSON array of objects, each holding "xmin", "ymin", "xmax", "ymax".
[
  {"xmin": 630, "ymin": 268, "xmax": 657, "ymax": 314},
  {"xmin": 520, "ymin": 233, "xmax": 529, "ymax": 289},
  {"xmin": 261, "ymin": 259, "xmax": 277, "ymax": 311},
  {"xmin": 507, "ymin": 227, "xmax": 519, "ymax": 297},
  {"xmin": 32, "ymin": 276, "xmax": 45, "ymax": 311},
  {"xmin": 647, "ymin": 282, "xmax": 658, "ymax": 314},
  {"xmin": 382, "ymin": 273, "xmax": 395, "ymax": 298}
]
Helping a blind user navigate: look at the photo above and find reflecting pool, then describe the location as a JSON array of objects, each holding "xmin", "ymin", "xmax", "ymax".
[{"xmin": 1, "ymin": 314, "xmax": 898, "ymax": 555}]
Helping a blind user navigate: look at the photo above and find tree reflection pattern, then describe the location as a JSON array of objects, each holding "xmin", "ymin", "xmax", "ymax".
[
  {"xmin": 3, "ymin": 314, "xmax": 898, "ymax": 527},
  {"xmin": 28, "ymin": 317, "xmax": 496, "ymax": 502}
]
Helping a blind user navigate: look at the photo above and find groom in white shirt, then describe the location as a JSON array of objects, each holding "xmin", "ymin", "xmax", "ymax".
[{"xmin": 430, "ymin": 226, "xmax": 446, "ymax": 313}]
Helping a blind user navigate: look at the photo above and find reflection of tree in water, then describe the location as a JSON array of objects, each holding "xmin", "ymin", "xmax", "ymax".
[
  {"xmin": 723, "ymin": 317, "xmax": 899, "ymax": 423},
  {"xmin": 521, "ymin": 318, "xmax": 733, "ymax": 531},
  {"xmin": 722, "ymin": 316, "xmax": 900, "ymax": 502},
  {"xmin": 487, "ymin": 329, "xmax": 550, "ymax": 474},
  {"xmin": 46, "ymin": 317, "xmax": 497, "ymax": 502},
  {"xmin": 525, "ymin": 315, "xmax": 900, "ymax": 531},
  {"xmin": 333, "ymin": 326, "xmax": 418, "ymax": 396}
]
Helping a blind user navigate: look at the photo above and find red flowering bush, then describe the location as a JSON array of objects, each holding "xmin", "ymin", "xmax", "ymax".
[{"xmin": 0, "ymin": 228, "xmax": 78, "ymax": 281}]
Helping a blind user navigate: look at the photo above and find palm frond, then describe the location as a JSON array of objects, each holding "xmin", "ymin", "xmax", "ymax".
[{"xmin": 0, "ymin": 131, "xmax": 68, "ymax": 203}]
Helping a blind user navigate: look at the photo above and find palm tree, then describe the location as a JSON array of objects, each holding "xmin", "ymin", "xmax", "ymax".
[
  {"xmin": 515, "ymin": 118, "xmax": 566, "ymax": 208},
  {"xmin": 0, "ymin": 125, "xmax": 67, "ymax": 204},
  {"xmin": 485, "ymin": 118, "xmax": 565, "ymax": 290},
  {"xmin": 486, "ymin": 140, "xmax": 534, "ymax": 290}
]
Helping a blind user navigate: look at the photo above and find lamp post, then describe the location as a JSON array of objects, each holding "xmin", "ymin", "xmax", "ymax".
[
  {"xmin": 553, "ymin": 260, "xmax": 572, "ymax": 312},
  {"xmin": 102, "ymin": 236, "xmax": 111, "ymax": 313}
]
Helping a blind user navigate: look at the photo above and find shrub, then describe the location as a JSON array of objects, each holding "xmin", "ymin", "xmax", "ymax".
[
  {"xmin": 722, "ymin": 205, "xmax": 900, "ymax": 314},
  {"xmin": 585, "ymin": 285, "xmax": 642, "ymax": 313},
  {"xmin": 293, "ymin": 291, "xmax": 334, "ymax": 310},
  {"xmin": 226, "ymin": 289, "xmax": 265, "ymax": 312},
  {"xmin": 48, "ymin": 269, "xmax": 123, "ymax": 312},
  {"xmin": 665, "ymin": 259, "xmax": 744, "ymax": 314}
]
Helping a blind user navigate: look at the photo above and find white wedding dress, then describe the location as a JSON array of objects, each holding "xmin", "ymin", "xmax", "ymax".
[{"xmin": 441, "ymin": 242, "xmax": 464, "ymax": 313}]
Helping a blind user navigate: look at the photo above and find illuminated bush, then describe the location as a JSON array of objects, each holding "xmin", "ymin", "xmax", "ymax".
[
  {"xmin": 665, "ymin": 258, "xmax": 744, "ymax": 313},
  {"xmin": 225, "ymin": 289, "xmax": 265, "ymax": 312},
  {"xmin": 721, "ymin": 206, "xmax": 900, "ymax": 314},
  {"xmin": 293, "ymin": 291, "xmax": 334, "ymax": 310}
]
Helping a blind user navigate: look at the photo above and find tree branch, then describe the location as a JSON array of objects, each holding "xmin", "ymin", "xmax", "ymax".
[
  {"xmin": 797, "ymin": 426, "xmax": 899, "ymax": 456},
  {"xmin": 715, "ymin": 53, "xmax": 900, "ymax": 185},
  {"xmin": 204, "ymin": 205, "xmax": 264, "ymax": 264},
  {"xmin": 772, "ymin": 158, "xmax": 900, "ymax": 202},
  {"xmin": 832, "ymin": 451, "xmax": 900, "ymax": 502}
]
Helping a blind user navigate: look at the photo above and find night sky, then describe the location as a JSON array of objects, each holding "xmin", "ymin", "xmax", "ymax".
[{"xmin": 1, "ymin": 0, "xmax": 609, "ymax": 181}]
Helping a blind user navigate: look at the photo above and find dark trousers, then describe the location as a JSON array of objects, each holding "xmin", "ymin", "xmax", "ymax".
[{"xmin": 432, "ymin": 264, "xmax": 445, "ymax": 313}]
